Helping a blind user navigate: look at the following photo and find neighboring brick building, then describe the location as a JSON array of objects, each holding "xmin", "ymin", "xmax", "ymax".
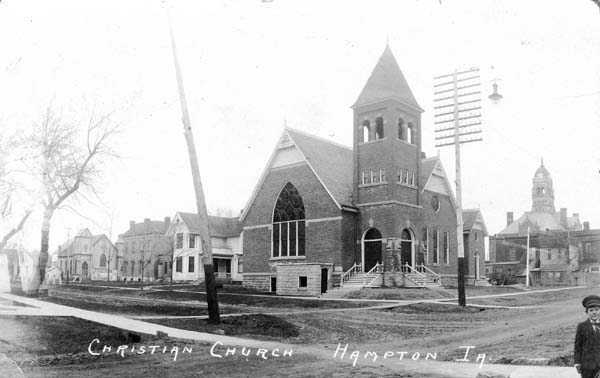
[
  {"xmin": 166, "ymin": 212, "xmax": 242, "ymax": 283},
  {"xmin": 117, "ymin": 217, "xmax": 171, "ymax": 281},
  {"xmin": 240, "ymin": 46, "xmax": 482, "ymax": 296},
  {"xmin": 488, "ymin": 161, "xmax": 600, "ymax": 285},
  {"xmin": 56, "ymin": 228, "xmax": 118, "ymax": 281}
]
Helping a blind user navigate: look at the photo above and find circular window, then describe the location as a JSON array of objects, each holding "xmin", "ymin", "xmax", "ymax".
[{"xmin": 431, "ymin": 195, "xmax": 440, "ymax": 212}]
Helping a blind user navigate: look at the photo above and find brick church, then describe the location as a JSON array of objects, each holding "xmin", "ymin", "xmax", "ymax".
[{"xmin": 241, "ymin": 46, "xmax": 486, "ymax": 296}]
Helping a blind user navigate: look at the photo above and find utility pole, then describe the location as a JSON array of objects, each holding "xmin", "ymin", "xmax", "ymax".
[
  {"xmin": 434, "ymin": 68, "xmax": 482, "ymax": 307},
  {"xmin": 165, "ymin": 1, "xmax": 220, "ymax": 323}
]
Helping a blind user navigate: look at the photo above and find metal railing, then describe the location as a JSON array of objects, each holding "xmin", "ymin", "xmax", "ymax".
[
  {"xmin": 363, "ymin": 262, "xmax": 383, "ymax": 286},
  {"xmin": 400, "ymin": 262, "xmax": 426, "ymax": 277},
  {"xmin": 340, "ymin": 262, "xmax": 362, "ymax": 288},
  {"xmin": 415, "ymin": 263, "xmax": 442, "ymax": 279}
]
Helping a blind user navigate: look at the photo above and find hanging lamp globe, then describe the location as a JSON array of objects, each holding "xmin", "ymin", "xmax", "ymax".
[{"xmin": 488, "ymin": 82, "xmax": 503, "ymax": 104}]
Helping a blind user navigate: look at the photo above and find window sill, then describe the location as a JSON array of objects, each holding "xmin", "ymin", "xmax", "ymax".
[
  {"xmin": 396, "ymin": 182, "xmax": 417, "ymax": 189},
  {"xmin": 271, "ymin": 256, "xmax": 306, "ymax": 260},
  {"xmin": 396, "ymin": 138, "xmax": 418, "ymax": 147},
  {"xmin": 359, "ymin": 181, "xmax": 388, "ymax": 188},
  {"xmin": 359, "ymin": 137, "xmax": 387, "ymax": 145}
]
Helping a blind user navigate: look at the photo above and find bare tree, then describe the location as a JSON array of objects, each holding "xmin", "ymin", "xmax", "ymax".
[
  {"xmin": 26, "ymin": 107, "xmax": 118, "ymax": 293},
  {"xmin": 0, "ymin": 132, "xmax": 32, "ymax": 252},
  {"xmin": 105, "ymin": 244, "xmax": 117, "ymax": 283}
]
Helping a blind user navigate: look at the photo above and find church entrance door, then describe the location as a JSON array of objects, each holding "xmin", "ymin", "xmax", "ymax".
[
  {"xmin": 400, "ymin": 229, "xmax": 413, "ymax": 271},
  {"xmin": 363, "ymin": 228, "xmax": 383, "ymax": 272}
]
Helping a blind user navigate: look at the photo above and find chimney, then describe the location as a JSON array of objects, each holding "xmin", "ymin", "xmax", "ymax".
[
  {"xmin": 507, "ymin": 212, "xmax": 514, "ymax": 226},
  {"xmin": 584, "ymin": 222, "xmax": 590, "ymax": 231},
  {"xmin": 129, "ymin": 221, "xmax": 135, "ymax": 230},
  {"xmin": 164, "ymin": 216, "xmax": 171, "ymax": 228},
  {"xmin": 560, "ymin": 208, "xmax": 567, "ymax": 227}
]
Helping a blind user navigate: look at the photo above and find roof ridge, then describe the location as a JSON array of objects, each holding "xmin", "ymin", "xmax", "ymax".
[{"xmin": 285, "ymin": 127, "xmax": 352, "ymax": 151}]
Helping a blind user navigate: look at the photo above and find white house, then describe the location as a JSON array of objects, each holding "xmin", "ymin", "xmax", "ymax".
[{"xmin": 166, "ymin": 212, "xmax": 243, "ymax": 283}]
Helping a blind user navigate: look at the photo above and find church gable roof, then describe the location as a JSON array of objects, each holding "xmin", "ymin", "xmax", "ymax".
[
  {"xmin": 421, "ymin": 157, "xmax": 456, "ymax": 208},
  {"xmin": 352, "ymin": 45, "xmax": 423, "ymax": 112},
  {"xmin": 240, "ymin": 128, "xmax": 354, "ymax": 223},
  {"xmin": 285, "ymin": 128, "xmax": 353, "ymax": 208}
]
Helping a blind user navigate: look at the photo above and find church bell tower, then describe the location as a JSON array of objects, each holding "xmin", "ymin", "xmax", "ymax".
[{"xmin": 351, "ymin": 45, "xmax": 425, "ymax": 207}]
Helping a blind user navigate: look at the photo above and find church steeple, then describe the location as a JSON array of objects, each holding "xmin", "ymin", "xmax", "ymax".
[
  {"xmin": 531, "ymin": 159, "xmax": 555, "ymax": 213},
  {"xmin": 352, "ymin": 45, "xmax": 423, "ymax": 112},
  {"xmin": 352, "ymin": 45, "xmax": 424, "ymax": 207}
]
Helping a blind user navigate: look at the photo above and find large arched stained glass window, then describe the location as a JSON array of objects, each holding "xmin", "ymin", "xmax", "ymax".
[{"xmin": 272, "ymin": 182, "xmax": 306, "ymax": 258}]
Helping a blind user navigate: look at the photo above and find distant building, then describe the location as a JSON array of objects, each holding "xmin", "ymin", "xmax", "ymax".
[
  {"xmin": 488, "ymin": 161, "xmax": 600, "ymax": 285},
  {"xmin": 117, "ymin": 218, "xmax": 172, "ymax": 281},
  {"xmin": 463, "ymin": 209, "xmax": 488, "ymax": 282},
  {"xmin": 165, "ymin": 212, "xmax": 242, "ymax": 283},
  {"xmin": 56, "ymin": 228, "xmax": 118, "ymax": 281}
]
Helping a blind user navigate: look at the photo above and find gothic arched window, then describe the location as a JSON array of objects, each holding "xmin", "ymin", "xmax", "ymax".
[
  {"xmin": 100, "ymin": 254, "xmax": 107, "ymax": 267},
  {"xmin": 272, "ymin": 183, "xmax": 306, "ymax": 258}
]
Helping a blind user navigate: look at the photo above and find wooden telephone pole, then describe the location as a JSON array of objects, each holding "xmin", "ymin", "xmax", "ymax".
[
  {"xmin": 165, "ymin": 2, "xmax": 220, "ymax": 323},
  {"xmin": 433, "ymin": 68, "xmax": 482, "ymax": 307}
]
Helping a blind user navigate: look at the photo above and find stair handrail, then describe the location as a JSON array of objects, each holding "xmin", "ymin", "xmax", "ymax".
[
  {"xmin": 340, "ymin": 262, "xmax": 362, "ymax": 288},
  {"xmin": 363, "ymin": 262, "xmax": 383, "ymax": 286},
  {"xmin": 416, "ymin": 263, "xmax": 441, "ymax": 279},
  {"xmin": 401, "ymin": 262, "xmax": 426, "ymax": 277}
]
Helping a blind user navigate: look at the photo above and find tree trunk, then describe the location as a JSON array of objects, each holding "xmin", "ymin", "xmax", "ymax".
[{"xmin": 36, "ymin": 207, "xmax": 54, "ymax": 295}]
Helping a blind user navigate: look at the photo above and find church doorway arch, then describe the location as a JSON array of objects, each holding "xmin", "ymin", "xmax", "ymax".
[
  {"xmin": 362, "ymin": 228, "xmax": 383, "ymax": 272},
  {"xmin": 400, "ymin": 229, "xmax": 414, "ymax": 271}
]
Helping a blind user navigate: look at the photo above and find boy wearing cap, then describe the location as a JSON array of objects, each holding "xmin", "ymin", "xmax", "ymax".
[{"xmin": 575, "ymin": 295, "xmax": 600, "ymax": 378}]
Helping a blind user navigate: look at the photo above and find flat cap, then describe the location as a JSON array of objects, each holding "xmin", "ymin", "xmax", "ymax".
[{"xmin": 582, "ymin": 295, "xmax": 600, "ymax": 309}]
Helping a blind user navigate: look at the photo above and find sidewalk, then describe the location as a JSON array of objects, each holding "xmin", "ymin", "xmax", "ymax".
[{"xmin": 0, "ymin": 292, "xmax": 580, "ymax": 378}]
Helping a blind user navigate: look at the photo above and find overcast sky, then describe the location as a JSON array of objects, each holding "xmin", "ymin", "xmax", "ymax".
[{"xmin": 1, "ymin": 0, "xmax": 599, "ymax": 253}]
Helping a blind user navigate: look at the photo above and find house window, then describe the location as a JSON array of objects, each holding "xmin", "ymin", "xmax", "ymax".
[
  {"xmin": 130, "ymin": 261, "xmax": 135, "ymax": 275},
  {"xmin": 421, "ymin": 228, "xmax": 429, "ymax": 263},
  {"xmin": 362, "ymin": 171, "xmax": 370, "ymax": 185},
  {"xmin": 100, "ymin": 254, "xmax": 107, "ymax": 268},
  {"xmin": 298, "ymin": 276, "xmax": 308, "ymax": 288},
  {"xmin": 432, "ymin": 229, "xmax": 439, "ymax": 264},
  {"xmin": 176, "ymin": 233, "xmax": 183, "ymax": 249},
  {"xmin": 188, "ymin": 256, "xmax": 195, "ymax": 273},
  {"xmin": 238, "ymin": 259, "xmax": 243, "ymax": 274},
  {"xmin": 509, "ymin": 248, "xmax": 516, "ymax": 261},
  {"xmin": 371, "ymin": 170, "xmax": 379, "ymax": 183},
  {"xmin": 403, "ymin": 171, "xmax": 408, "ymax": 184},
  {"xmin": 272, "ymin": 183, "xmax": 306, "ymax": 258},
  {"xmin": 176, "ymin": 257, "xmax": 182, "ymax": 272},
  {"xmin": 547, "ymin": 250, "xmax": 552, "ymax": 260},
  {"xmin": 410, "ymin": 172, "xmax": 415, "ymax": 187},
  {"xmin": 443, "ymin": 232, "xmax": 449, "ymax": 264},
  {"xmin": 380, "ymin": 169, "xmax": 386, "ymax": 183},
  {"xmin": 474, "ymin": 232, "xmax": 479, "ymax": 241},
  {"xmin": 375, "ymin": 117, "xmax": 384, "ymax": 139},
  {"xmin": 189, "ymin": 234, "xmax": 196, "ymax": 249}
]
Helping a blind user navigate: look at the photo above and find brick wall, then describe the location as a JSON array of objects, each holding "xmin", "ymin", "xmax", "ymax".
[{"xmin": 276, "ymin": 264, "xmax": 325, "ymax": 296}]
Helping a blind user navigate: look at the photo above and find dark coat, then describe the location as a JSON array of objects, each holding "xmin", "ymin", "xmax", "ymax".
[{"xmin": 575, "ymin": 319, "xmax": 600, "ymax": 371}]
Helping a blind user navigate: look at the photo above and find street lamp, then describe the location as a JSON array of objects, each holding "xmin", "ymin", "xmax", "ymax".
[{"xmin": 488, "ymin": 82, "xmax": 503, "ymax": 104}]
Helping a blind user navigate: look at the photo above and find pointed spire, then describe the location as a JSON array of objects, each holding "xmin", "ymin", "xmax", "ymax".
[{"xmin": 352, "ymin": 45, "xmax": 423, "ymax": 112}]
